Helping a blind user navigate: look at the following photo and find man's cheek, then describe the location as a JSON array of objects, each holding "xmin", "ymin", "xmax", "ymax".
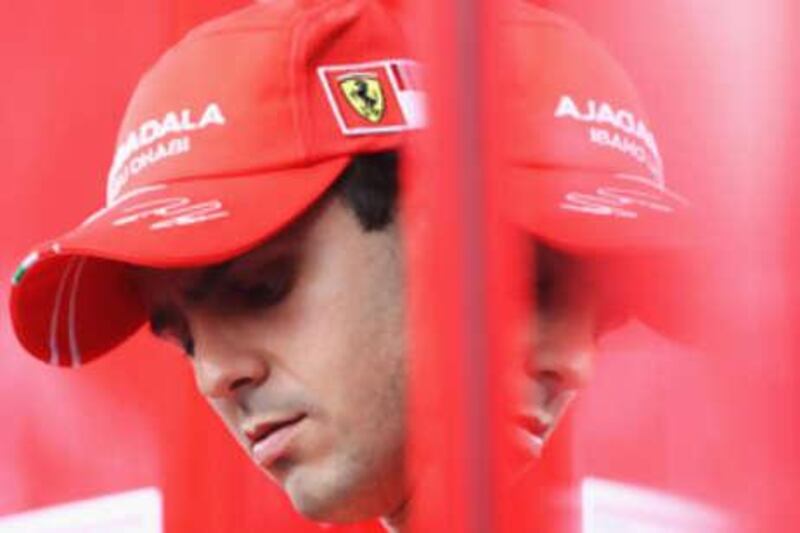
[{"xmin": 206, "ymin": 398, "xmax": 246, "ymax": 448}]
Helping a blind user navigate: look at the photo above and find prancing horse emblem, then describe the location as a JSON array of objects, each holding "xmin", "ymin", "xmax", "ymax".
[{"xmin": 338, "ymin": 74, "xmax": 386, "ymax": 123}]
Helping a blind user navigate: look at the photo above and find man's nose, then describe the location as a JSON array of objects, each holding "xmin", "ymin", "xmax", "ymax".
[
  {"xmin": 524, "ymin": 318, "xmax": 596, "ymax": 393},
  {"xmin": 531, "ymin": 344, "xmax": 594, "ymax": 394},
  {"xmin": 190, "ymin": 317, "xmax": 270, "ymax": 399}
]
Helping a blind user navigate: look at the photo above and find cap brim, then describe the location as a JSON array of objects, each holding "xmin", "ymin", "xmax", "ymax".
[
  {"xmin": 504, "ymin": 167, "xmax": 697, "ymax": 252},
  {"xmin": 11, "ymin": 157, "xmax": 350, "ymax": 366},
  {"xmin": 506, "ymin": 167, "xmax": 704, "ymax": 346}
]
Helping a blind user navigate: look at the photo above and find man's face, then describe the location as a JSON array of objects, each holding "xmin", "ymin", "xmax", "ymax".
[
  {"xmin": 133, "ymin": 195, "xmax": 408, "ymax": 523},
  {"xmin": 514, "ymin": 243, "xmax": 625, "ymax": 459}
]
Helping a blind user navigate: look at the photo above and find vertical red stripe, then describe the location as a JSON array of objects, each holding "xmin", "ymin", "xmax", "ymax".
[
  {"xmin": 405, "ymin": 0, "xmax": 513, "ymax": 532},
  {"xmin": 390, "ymin": 62, "xmax": 407, "ymax": 90}
]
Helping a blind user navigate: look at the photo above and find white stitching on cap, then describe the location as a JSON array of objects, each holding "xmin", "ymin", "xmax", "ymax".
[
  {"xmin": 67, "ymin": 257, "xmax": 87, "ymax": 368},
  {"xmin": 80, "ymin": 184, "xmax": 167, "ymax": 229},
  {"xmin": 613, "ymin": 173, "xmax": 690, "ymax": 206},
  {"xmin": 49, "ymin": 258, "xmax": 77, "ymax": 365}
]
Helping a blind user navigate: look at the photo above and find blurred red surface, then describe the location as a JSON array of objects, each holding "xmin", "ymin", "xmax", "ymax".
[
  {"xmin": 0, "ymin": 1, "xmax": 378, "ymax": 531},
  {"xmin": 2, "ymin": 0, "xmax": 799, "ymax": 531}
]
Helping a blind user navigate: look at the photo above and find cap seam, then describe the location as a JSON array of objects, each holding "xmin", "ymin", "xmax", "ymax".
[
  {"xmin": 289, "ymin": 0, "xmax": 364, "ymax": 161},
  {"xmin": 182, "ymin": 25, "xmax": 288, "ymax": 43},
  {"xmin": 181, "ymin": 3, "xmax": 303, "ymax": 43},
  {"xmin": 113, "ymin": 157, "xmax": 351, "ymax": 198}
]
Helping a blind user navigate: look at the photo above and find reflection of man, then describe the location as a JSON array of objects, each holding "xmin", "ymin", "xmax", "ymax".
[
  {"xmin": 514, "ymin": 243, "xmax": 625, "ymax": 458},
  {"xmin": 503, "ymin": 4, "xmax": 693, "ymax": 460},
  {"xmin": 7, "ymin": 1, "xmax": 691, "ymax": 532}
]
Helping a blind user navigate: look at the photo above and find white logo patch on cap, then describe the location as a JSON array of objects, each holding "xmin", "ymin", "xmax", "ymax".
[
  {"xmin": 318, "ymin": 59, "xmax": 425, "ymax": 135},
  {"xmin": 106, "ymin": 102, "xmax": 227, "ymax": 204},
  {"xmin": 554, "ymin": 95, "xmax": 663, "ymax": 183}
]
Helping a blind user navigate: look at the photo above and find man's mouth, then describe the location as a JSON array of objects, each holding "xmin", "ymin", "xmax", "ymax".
[
  {"xmin": 515, "ymin": 413, "xmax": 550, "ymax": 457},
  {"xmin": 515, "ymin": 390, "xmax": 576, "ymax": 457},
  {"xmin": 516, "ymin": 413, "xmax": 551, "ymax": 437},
  {"xmin": 245, "ymin": 413, "xmax": 307, "ymax": 468}
]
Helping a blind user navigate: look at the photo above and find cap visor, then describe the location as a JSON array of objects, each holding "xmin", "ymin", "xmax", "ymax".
[
  {"xmin": 504, "ymin": 167, "xmax": 696, "ymax": 252},
  {"xmin": 11, "ymin": 157, "xmax": 350, "ymax": 366}
]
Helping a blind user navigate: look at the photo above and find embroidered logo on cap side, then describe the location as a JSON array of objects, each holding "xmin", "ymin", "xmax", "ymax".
[
  {"xmin": 553, "ymin": 95, "xmax": 664, "ymax": 183},
  {"xmin": 339, "ymin": 74, "xmax": 386, "ymax": 123},
  {"xmin": 106, "ymin": 102, "xmax": 227, "ymax": 205},
  {"xmin": 318, "ymin": 59, "xmax": 425, "ymax": 135}
]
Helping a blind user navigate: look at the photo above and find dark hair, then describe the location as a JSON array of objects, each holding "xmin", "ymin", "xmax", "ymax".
[{"xmin": 330, "ymin": 150, "xmax": 398, "ymax": 231}]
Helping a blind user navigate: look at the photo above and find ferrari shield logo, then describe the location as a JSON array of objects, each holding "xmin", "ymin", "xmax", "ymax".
[
  {"xmin": 338, "ymin": 74, "xmax": 385, "ymax": 123},
  {"xmin": 319, "ymin": 60, "xmax": 423, "ymax": 135}
]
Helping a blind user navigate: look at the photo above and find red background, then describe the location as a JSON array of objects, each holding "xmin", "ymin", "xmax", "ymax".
[{"xmin": 2, "ymin": 0, "xmax": 799, "ymax": 531}]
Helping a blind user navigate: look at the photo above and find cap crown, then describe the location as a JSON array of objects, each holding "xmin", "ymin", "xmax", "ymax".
[
  {"xmin": 503, "ymin": 4, "xmax": 663, "ymax": 187},
  {"xmin": 107, "ymin": 0, "xmax": 422, "ymax": 205}
]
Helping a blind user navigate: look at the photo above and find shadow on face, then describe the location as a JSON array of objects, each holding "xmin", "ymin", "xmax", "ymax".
[
  {"xmin": 514, "ymin": 241, "xmax": 630, "ymax": 459},
  {"xmin": 129, "ymin": 194, "xmax": 409, "ymax": 524}
]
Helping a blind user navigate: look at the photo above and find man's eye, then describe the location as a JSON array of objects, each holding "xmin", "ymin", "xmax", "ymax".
[
  {"xmin": 231, "ymin": 280, "xmax": 291, "ymax": 307},
  {"xmin": 149, "ymin": 308, "xmax": 195, "ymax": 357},
  {"xmin": 181, "ymin": 338, "xmax": 195, "ymax": 357},
  {"xmin": 225, "ymin": 263, "xmax": 295, "ymax": 310},
  {"xmin": 533, "ymin": 273, "xmax": 557, "ymax": 311},
  {"xmin": 163, "ymin": 330, "xmax": 195, "ymax": 358}
]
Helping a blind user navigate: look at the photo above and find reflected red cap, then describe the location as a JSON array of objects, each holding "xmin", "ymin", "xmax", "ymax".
[
  {"xmin": 502, "ymin": 4, "xmax": 693, "ymax": 251},
  {"xmin": 10, "ymin": 0, "xmax": 423, "ymax": 366}
]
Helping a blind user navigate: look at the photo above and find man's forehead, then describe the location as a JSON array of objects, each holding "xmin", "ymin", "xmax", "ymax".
[
  {"xmin": 530, "ymin": 239, "xmax": 624, "ymax": 284},
  {"xmin": 532, "ymin": 241, "xmax": 584, "ymax": 273}
]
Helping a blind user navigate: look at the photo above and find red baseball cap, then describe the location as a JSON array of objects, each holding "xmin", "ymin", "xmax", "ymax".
[
  {"xmin": 10, "ymin": 0, "xmax": 424, "ymax": 366},
  {"xmin": 502, "ymin": 3, "xmax": 694, "ymax": 251}
]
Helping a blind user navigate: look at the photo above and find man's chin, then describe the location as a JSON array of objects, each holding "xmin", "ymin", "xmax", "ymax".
[
  {"xmin": 284, "ymin": 463, "xmax": 405, "ymax": 525},
  {"xmin": 288, "ymin": 490, "xmax": 343, "ymax": 523},
  {"xmin": 284, "ymin": 467, "xmax": 369, "ymax": 524}
]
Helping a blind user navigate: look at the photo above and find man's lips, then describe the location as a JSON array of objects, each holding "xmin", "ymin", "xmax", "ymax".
[
  {"xmin": 245, "ymin": 413, "xmax": 307, "ymax": 467},
  {"xmin": 515, "ymin": 390, "xmax": 577, "ymax": 457},
  {"xmin": 516, "ymin": 413, "xmax": 550, "ymax": 438},
  {"xmin": 515, "ymin": 414, "xmax": 550, "ymax": 457}
]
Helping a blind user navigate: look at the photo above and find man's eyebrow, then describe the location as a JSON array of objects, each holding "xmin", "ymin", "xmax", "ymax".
[
  {"xmin": 178, "ymin": 239, "xmax": 297, "ymax": 303},
  {"xmin": 149, "ymin": 305, "xmax": 181, "ymax": 335},
  {"xmin": 181, "ymin": 261, "xmax": 235, "ymax": 303}
]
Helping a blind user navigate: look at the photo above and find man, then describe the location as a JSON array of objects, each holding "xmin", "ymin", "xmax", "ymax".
[
  {"xmin": 131, "ymin": 152, "xmax": 409, "ymax": 525},
  {"xmin": 11, "ymin": 0, "xmax": 419, "ymax": 526},
  {"xmin": 8, "ymin": 0, "xmax": 691, "ymax": 530},
  {"xmin": 503, "ymin": 4, "xmax": 693, "ymax": 461}
]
